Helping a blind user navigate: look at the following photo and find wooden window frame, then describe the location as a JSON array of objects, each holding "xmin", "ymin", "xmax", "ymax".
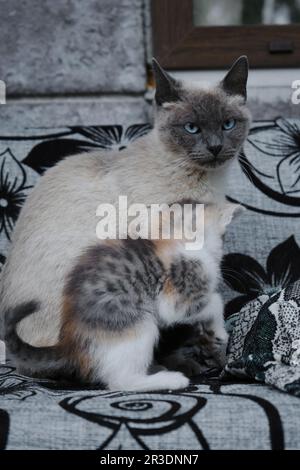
[{"xmin": 151, "ymin": 0, "xmax": 300, "ymax": 69}]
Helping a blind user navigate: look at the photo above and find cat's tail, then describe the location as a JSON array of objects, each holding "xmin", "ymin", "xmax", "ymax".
[{"xmin": 4, "ymin": 301, "xmax": 66, "ymax": 373}]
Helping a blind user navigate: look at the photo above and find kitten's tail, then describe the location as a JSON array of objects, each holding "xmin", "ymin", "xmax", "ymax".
[{"xmin": 4, "ymin": 301, "xmax": 66, "ymax": 373}]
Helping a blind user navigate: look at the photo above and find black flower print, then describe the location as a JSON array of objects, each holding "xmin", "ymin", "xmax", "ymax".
[
  {"xmin": 0, "ymin": 363, "xmax": 80, "ymax": 401},
  {"xmin": 0, "ymin": 374, "xmax": 37, "ymax": 401},
  {"xmin": 248, "ymin": 118, "xmax": 300, "ymax": 160},
  {"xmin": 73, "ymin": 124, "xmax": 152, "ymax": 151},
  {"xmin": 242, "ymin": 118, "xmax": 300, "ymax": 206},
  {"xmin": 22, "ymin": 137, "xmax": 99, "ymax": 175},
  {"xmin": 0, "ymin": 364, "xmax": 44, "ymax": 401},
  {"xmin": 0, "ymin": 364, "xmax": 16, "ymax": 378},
  {"xmin": 0, "ymin": 254, "xmax": 5, "ymax": 273},
  {"xmin": 0, "ymin": 149, "xmax": 33, "ymax": 241},
  {"xmin": 0, "ymin": 364, "xmax": 41, "ymax": 401},
  {"xmin": 60, "ymin": 390, "xmax": 208, "ymax": 450},
  {"xmin": 222, "ymin": 236, "xmax": 300, "ymax": 317},
  {"xmin": 23, "ymin": 124, "xmax": 152, "ymax": 174},
  {"xmin": 0, "ymin": 409, "xmax": 9, "ymax": 450},
  {"xmin": 225, "ymin": 279, "xmax": 300, "ymax": 398}
]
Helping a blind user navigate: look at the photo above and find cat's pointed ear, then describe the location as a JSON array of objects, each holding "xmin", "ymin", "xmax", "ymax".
[
  {"xmin": 152, "ymin": 58, "xmax": 181, "ymax": 106},
  {"xmin": 220, "ymin": 56, "xmax": 249, "ymax": 101}
]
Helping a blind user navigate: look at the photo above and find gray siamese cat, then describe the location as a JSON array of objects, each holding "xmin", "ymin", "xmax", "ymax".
[{"xmin": 1, "ymin": 57, "xmax": 251, "ymax": 391}]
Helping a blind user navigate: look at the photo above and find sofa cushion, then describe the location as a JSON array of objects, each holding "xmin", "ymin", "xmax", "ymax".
[
  {"xmin": 1, "ymin": 361, "xmax": 299, "ymax": 450},
  {"xmin": 225, "ymin": 280, "xmax": 300, "ymax": 396}
]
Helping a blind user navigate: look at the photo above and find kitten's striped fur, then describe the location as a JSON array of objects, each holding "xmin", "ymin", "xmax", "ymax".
[{"xmin": 5, "ymin": 203, "xmax": 238, "ymax": 390}]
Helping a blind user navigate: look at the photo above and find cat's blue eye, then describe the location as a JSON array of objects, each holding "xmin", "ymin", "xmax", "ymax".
[
  {"xmin": 184, "ymin": 122, "xmax": 200, "ymax": 134},
  {"xmin": 222, "ymin": 119, "xmax": 236, "ymax": 131}
]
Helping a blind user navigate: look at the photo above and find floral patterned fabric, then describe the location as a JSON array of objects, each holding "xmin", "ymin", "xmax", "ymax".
[
  {"xmin": 220, "ymin": 118, "xmax": 300, "ymax": 316},
  {"xmin": 225, "ymin": 280, "xmax": 300, "ymax": 396},
  {"xmin": 0, "ymin": 119, "xmax": 300, "ymax": 449},
  {"xmin": 1, "ymin": 362, "xmax": 300, "ymax": 450},
  {"xmin": 222, "ymin": 235, "xmax": 300, "ymax": 318}
]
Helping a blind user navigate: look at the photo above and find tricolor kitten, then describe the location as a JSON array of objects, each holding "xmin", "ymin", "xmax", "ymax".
[
  {"xmin": 1, "ymin": 56, "xmax": 251, "ymax": 388},
  {"xmin": 5, "ymin": 203, "xmax": 238, "ymax": 391}
]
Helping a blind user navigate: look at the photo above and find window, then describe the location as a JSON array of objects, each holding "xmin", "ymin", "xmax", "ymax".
[{"xmin": 151, "ymin": 0, "xmax": 300, "ymax": 68}]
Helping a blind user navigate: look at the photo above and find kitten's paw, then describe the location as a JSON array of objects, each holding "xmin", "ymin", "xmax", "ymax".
[
  {"xmin": 112, "ymin": 371, "xmax": 189, "ymax": 392},
  {"xmin": 214, "ymin": 328, "xmax": 229, "ymax": 345},
  {"xmin": 165, "ymin": 356, "xmax": 204, "ymax": 377},
  {"xmin": 199, "ymin": 323, "xmax": 229, "ymax": 368},
  {"xmin": 178, "ymin": 358, "xmax": 206, "ymax": 377},
  {"xmin": 213, "ymin": 339, "xmax": 228, "ymax": 367},
  {"xmin": 156, "ymin": 371, "xmax": 189, "ymax": 390}
]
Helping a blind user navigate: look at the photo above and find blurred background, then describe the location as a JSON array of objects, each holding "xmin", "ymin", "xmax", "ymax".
[
  {"xmin": 0, "ymin": 0, "xmax": 299, "ymax": 131},
  {"xmin": 194, "ymin": 0, "xmax": 300, "ymax": 25}
]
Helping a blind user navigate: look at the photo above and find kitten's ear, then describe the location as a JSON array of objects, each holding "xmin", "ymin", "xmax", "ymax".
[
  {"xmin": 152, "ymin": 58, "xmax": 181, "ymax": 106},
  {"xmin": 220, "ymin": 56, "xmax": 248, "ymax": 101},
  {"xmin": 219, "ymin": 203, "xmax": 244, "ymax": 233}
]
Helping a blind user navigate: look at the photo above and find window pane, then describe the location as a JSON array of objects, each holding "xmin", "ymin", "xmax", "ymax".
[{"xmin": 193, "ymin": 0, "xmax": 300, "ymax": 26}]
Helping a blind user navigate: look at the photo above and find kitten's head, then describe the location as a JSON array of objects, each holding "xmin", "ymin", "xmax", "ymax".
[{"xmin": 152, "ymin": 57, "xmax": 251, "ymax": 170}]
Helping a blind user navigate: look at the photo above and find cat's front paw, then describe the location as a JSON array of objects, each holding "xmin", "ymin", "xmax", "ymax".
[{"xmin": 158, "ymin": 371, "xmax": 190, "ymax": 390}]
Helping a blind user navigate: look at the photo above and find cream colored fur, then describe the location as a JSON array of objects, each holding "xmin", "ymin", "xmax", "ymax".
[
  {"xmin": 88, "ymin": 315, "xmax": 189, "ymax": 391},
  {"xmin": 0, "ymin": 122, "xmax": 232, "ymax": 348}
]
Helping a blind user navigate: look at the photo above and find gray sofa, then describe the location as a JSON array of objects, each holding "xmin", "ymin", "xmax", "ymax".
[{"xmin": 0, "ymin": 120, "xmax": 300, "ymax": 450}]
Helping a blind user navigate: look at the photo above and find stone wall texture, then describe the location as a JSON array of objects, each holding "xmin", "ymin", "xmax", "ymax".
[
  {"xmin": 0, "ymin": 0, "xmax": 295, "ymax": 127},
  {"xmin": 0, "ymin": 0, "xmax": 149, "ymax": 125},
  {"xmin": 0, "ymin": 0, "xmax": 146, "ymax": 96},
  {"xmin": 0, "ymin": 97, "xmax": 149, "ymax": 131}
]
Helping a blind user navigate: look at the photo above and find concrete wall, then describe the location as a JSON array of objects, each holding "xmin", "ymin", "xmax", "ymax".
[
  {"xmin": 0, "ymin": 0, "xmax": 297, "ymax": 131},
  {"xmin": 0, "ymin": 0, "xmax": 149, "ymax": 129}
]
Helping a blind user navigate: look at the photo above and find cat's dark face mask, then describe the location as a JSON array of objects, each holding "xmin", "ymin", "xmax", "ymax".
[{"xmin": 152, "ymin": 57, "xmax": 251, "ymax": 170}]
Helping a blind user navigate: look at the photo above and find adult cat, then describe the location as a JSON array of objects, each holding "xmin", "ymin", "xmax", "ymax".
[{"xmin": 0, "ymin": 57, "xmax": 251, "ymax": 376}]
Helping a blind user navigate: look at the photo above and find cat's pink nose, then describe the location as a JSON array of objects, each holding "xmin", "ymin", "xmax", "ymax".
[{"xmin": 208, "ymin": 145, "xmax": 222, "ymax": 157}]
